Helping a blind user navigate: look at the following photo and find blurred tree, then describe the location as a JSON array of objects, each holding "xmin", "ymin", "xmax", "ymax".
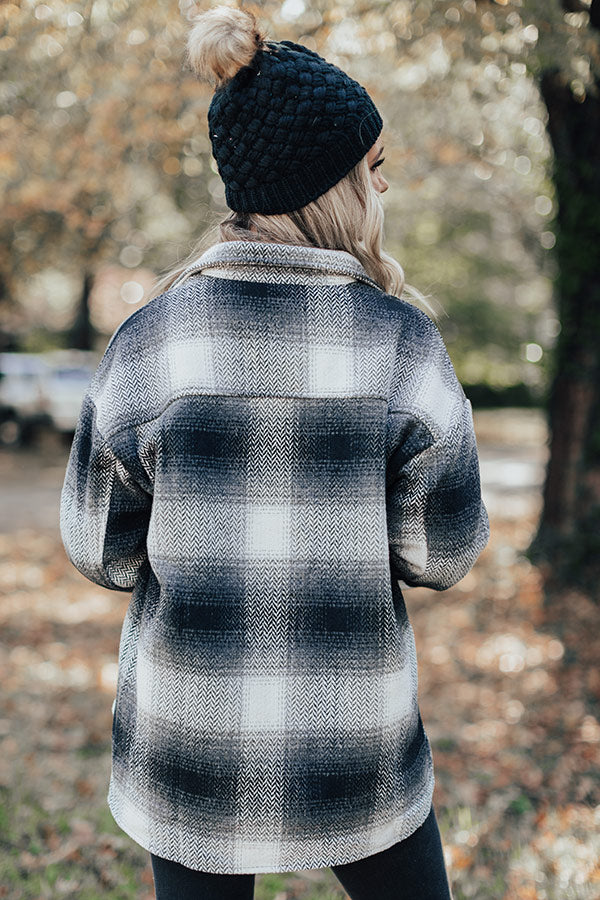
[
  {"xmin": 0, "ymin": 0, "xmax": 556, "ymax": 389},
  {"xmin": 0, "ymin": 0, "xmax": 212, "ymax": 348},
  {"xmin": 68, "ymin": 270, "xmax": 94, "ymax": 350},
  {"xmin": 517, "ymin": 0, "xmax": 600, "ymax": 580}
]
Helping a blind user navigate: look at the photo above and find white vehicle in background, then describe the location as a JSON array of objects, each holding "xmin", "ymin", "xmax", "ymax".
[
  {"xmin": 0, "ymin": 350, "xmax": 97, "ymax": 446},
  {"xmin": 42, "ymin": 350, "xmax": 97, "ymax": 436},
  {"xmin": 0, "ymin": 352, "xmax": 48, "ymax": 445}
]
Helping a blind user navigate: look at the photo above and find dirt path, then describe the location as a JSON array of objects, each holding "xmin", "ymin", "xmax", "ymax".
[{"xmin": 474, "ymin": 408, "xmax": 548, "ymax": 521}]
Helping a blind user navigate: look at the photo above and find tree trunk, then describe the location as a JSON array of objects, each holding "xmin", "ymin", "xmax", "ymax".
[
  {"xmin": 531, "ymin": 68, "xmax": 600, "ymax": 583},
  {"xmin": 68, "ymin": 270, "xmax": 95, "ymax": 351},
  {"xmin": 0, "ymin": 272, "xmax": 19, "ymax": 351}
]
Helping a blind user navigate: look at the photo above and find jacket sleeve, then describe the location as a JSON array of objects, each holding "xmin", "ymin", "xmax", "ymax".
[
  {"xmin": 60, "ymin": 392, "xmax": 152, "ymax": 592},
  {"xmin": 386, "ymin": 316, "xmax": 489, "ymax": 591}
]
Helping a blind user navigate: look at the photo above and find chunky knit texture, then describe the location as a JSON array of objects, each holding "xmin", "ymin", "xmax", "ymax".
[
  {"xmin": 208, "ymin": 41, "xmax": 383, "ymax": 214},
  {"xmin": 60, "ymin": 241, "xmax": 489, "ymax": 875}
]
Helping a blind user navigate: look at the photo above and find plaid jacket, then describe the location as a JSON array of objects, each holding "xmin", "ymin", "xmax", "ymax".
[{"xmin": 60, "ymin": 240, "xmax": 489, "ymax": 874}]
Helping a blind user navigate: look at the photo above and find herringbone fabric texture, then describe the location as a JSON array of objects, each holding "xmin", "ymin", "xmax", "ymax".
[{"xmin": 60, "ymin": 241, "xmax": 489, "ymax": 874}]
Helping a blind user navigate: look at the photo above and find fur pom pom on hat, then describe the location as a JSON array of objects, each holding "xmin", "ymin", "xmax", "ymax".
[{"xmin": 186, "ymin": 7, "xmax": 383, "ymax": 215}]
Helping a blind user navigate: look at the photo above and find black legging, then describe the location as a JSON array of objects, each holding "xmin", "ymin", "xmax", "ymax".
[{"xmin": 150, "ymin": 805, "xmax": 452, "ymax": 900}]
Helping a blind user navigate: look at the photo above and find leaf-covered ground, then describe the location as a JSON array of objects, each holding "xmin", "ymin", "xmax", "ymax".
[{"xmin": 0, "ymin": 412, "xmax": 598, "ymax": 899}]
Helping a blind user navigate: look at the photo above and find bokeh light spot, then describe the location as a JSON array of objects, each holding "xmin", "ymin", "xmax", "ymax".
[
  {"xmin": 525, "ymin": 343, "xmax": 543, "ymax": 363},
  {"xmin": 120, "ymin": 281, "xmax": 145, "ymax": 305}
]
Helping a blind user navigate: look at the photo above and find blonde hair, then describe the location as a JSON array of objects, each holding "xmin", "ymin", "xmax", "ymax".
[
  {"xmin": 185, "ymin": 6, "xmax": 267, "ymax": 86},
  {"xmin": 147, "ymin": 6, "xmax": 430, "ymax": 311}
]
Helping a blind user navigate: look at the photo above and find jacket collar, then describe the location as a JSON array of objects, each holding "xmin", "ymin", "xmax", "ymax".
[{"xmin": 170, "ymin": 241, "xmax": 382, "ymax": 291}]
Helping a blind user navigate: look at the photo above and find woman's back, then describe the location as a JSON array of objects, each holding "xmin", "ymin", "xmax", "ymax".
[
  {"xmin": 60, "ymin": 8, "xmax": 489, "ymax": 891},
  {"xmin": 61, "ymin": 239, "xmax": 488, "ymax": 875}
]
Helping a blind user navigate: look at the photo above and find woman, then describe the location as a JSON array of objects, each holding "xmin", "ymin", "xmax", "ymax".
[{"xmin": 60, "ymin": 7, "xmax": 489, "ymax": 899}]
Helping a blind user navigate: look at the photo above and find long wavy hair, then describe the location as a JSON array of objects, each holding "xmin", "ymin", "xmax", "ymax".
[{"xmin": 147, "ymin": 152, "xmax": 429, "ymax": 309}]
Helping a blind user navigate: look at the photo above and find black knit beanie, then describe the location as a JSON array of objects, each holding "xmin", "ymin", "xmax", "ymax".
[{"xmin": 206, "ymin": 39, "xmax": 383, "ymax": 215}]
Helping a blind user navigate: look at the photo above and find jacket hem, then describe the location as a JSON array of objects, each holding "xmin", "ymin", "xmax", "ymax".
[{"xmin": 106, "ymin": 774, "xmax": 435, "ymax": 875}]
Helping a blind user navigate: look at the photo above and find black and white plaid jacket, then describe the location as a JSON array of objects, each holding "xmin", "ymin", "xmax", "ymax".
[{"xmin": 60, "ymin": 240, "xmax": 489, "ymax": 874}]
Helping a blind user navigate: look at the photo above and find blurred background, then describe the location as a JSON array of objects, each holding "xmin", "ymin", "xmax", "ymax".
[{"xmin": 0, "ymin": 1, "xmax": 599, "ymax": 898}]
